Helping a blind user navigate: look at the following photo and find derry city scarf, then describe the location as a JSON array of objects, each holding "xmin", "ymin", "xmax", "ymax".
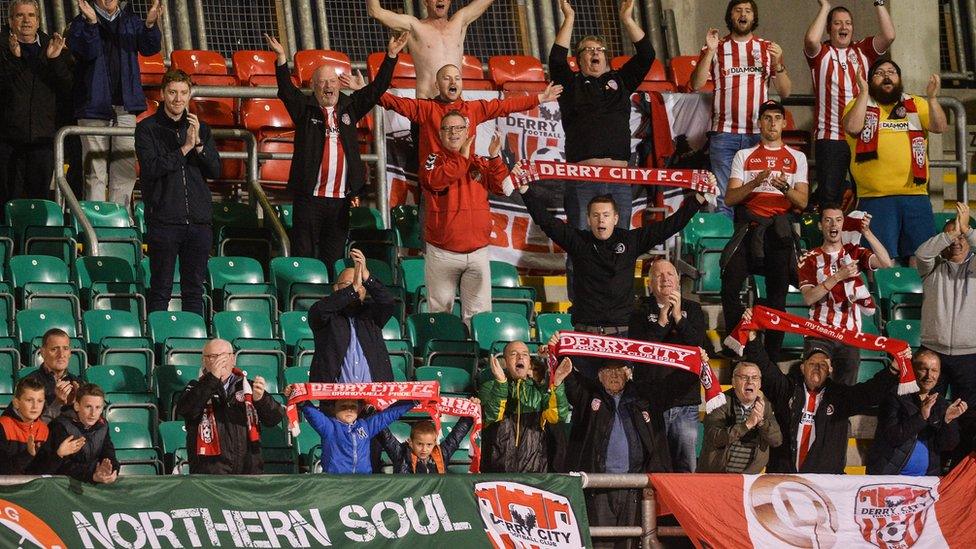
[
  {"xmin": 197, "ymin": 368, "xmax": 259, "ymax": 457},
  {"xmin": 436, "ymin": 396, "xmax": 482, "ymax": 473},
  {"xmin": 548, "ymin": 331, "xmax": 725, "ymax": 412},
  {"xmin": 855, "ymin": 95, "xmax": 927, "ymax": 184},
  {"xmin": 513, "ymin": 160, "xmax": 718, "ymax": 194},
  {"xmin": 285, "ymin": 382, "xmax": 441, "ymax": 436},
  {"xmin": 724, "ymin": 305, "xmax": 918, "ymax": 394}
]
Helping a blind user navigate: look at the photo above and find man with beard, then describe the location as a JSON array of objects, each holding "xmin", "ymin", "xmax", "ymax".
[
  {"xmin": 368, "ymin": 0, "xmax": 496, "ymax": 99},
  {"xmin": 843, "ymin": 59, "xmax": 947, "ymax": 263},
  {"xmin": 690, "ymin": 0, "xmax": 792, "ymax": 217},
  {"xmin": 479, "ymin": 341, "xmax": 570, "ymax": 473},
  {"xmin": 916, "ymin": 202, "xmax": 976, "ymax": 458},
  {"xmin": 804, "ymin": 0, "xmax": 895, "ymax": 209},
  {"xmin": 797, "ymin": 204, "xmax": 892, "ymax": 384},
  {"xmin": 720, "ymin": 100, "xmax": 807, "ymax": 362},
  {"xmin": 308, "ymin": 249, "xmax": 397, "ymax": 384}
]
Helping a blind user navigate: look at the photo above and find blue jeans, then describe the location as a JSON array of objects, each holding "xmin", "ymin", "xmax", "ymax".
[
  {"xmin": 857, "ymin": 195, "xmax": 935, "ymax": 260},
  {"xmin": 709, "ymin": 132, "xmax": 761, "ymax": 217},
  {"xmin": 562, "ymin": 180, "xmax": 633, "ymax": 300},
  {"xmin": 663, "ymin": 404, "xmax": 699, "ymax": 472}
]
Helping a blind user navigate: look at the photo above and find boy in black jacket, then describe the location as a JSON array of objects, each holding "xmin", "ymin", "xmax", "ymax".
[
  {"xmin": 378, "ymin": 405, "xmax": 476, "ymax": 474},
  {"xmin": 0, "ymin": 377, "xmax": 84, "ymax": 474},
  {"xmin": 134, "ymin": 68, "xmax": 220, "ymax": 317},
  {"xmin": 49, "ymin": 383, "xmax": 119, "ymax": 483}
]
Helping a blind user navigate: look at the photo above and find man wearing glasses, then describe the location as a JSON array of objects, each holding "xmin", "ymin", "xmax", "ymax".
[
  {"xmin": 418, "ymin": 114, "xmax": 514, "ymax": 324},
  {"xmin": 548, "ymin": 0, "xmax": 654, "ymax": 280},
  {"xmin": 699, "ymin": 362, "xmax": 782, "ymax": 473},
  {"xmin": 176, "ymin": 339, "xmax": 284, "ymax": 474},
  {"xmin": 842, "ymin": 59, "xmax": 947, "ymax": 265}
]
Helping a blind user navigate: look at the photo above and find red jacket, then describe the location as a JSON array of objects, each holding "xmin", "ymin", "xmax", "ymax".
[
  {"xmin": 378, "ymin": 94, "xmax": 539, "ymax": 161},
  {"xmin": 419, "ymin": 150, "xmax": 510, "ymax": 253}
]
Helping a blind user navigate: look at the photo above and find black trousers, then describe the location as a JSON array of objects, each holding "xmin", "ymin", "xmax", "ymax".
[
  {"xmin": 721, "ymin": 230, "xmax": 792, "ymax": 362},
  {"xmin": 0, "ymin": 140, "xmax": 53, "ymax": 218},
  {"xmin": 291, "ymin": 192, "xmax": 350, "ymax": 281},
  {"xmin": 146, "ymin": 223, "xmax": 212, "ymax": 317},
  {"xmin": 813, "ymin": 139, "xmax": 851, "ymax": 209},
  {"xmin": 586, "ymin": 488, "xmax": 641, "ymax": 549}
]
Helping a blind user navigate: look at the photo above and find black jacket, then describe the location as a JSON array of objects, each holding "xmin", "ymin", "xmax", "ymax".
[
  {"xmin": 22, "ymin": 367, "xmax": 81, "ymax": 425},
  {"xmin": 629, "ymin": 297, "xmax": 706, "ymax": 407},
  {"xmin": 548, "ymin": 37, "xmax": 655, "ymax": 163},
  {"xmin": 0, "ymin": 30, "xmax": 72, "ymax": 143},
  {"xmin": 522, "ymin": 186, "xmax": 701, "ymax": 326},
  {"xmin": 308, "ymin": 276, "xmax": 396, "ymax": 383},
  {"xmin": 49, "ymin": 413, "xmax": 119, "ymax": 482},
  {"xmin": 563, "ymin": 370, "xmax": 676, "ymax": 473},
  {"xmin": 0, "ymin": 405, "xmax": 62, "ymax": 474},
  {"xmin": 135, "ymin": 108, "xmax": 221, "ymax": 225},
  {"xmin": 176, "ymin": 372, "xmax": 284, "ymax": 474},
  {"xmin": 866, "ymin": 392, "xmax": 959, "ymax": 475},
  {"xmin": 746, "ymin": 338, "xmax": 897, "ymax": 473},
  {"xmin": 277, "ymin": 54, "xmax": 396, "ymax": 197},
  {"xmin": 379, "ymin": 417, "xmax": 473, "ymax": 474}
]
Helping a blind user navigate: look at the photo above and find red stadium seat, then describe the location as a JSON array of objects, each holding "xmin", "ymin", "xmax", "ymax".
[
  {"xmin": 241, "ymin": 99, "xmax": 294, "ymax": 140},
  {"xmin": 136, "ymin": 99, "xmax": 159, "ymax": 123},
  {"xmin": 190, "ymin": 97, "xmax": 237, "ymax": 127},
  {"xmin": 461, "ymin": 55, "xmax": 494, "ymax": 90},
  {"xmin": 294, "ymin": 49, "xmax": 352, "ymax": 87},
  {"xmin": 636, "ymin": 81, "xmax": 677, "ymax": 93},
  {"xmin": 257, "ymin": 139, "xmax": 294, "ymax": 186},
  {"xmin": 610, "ymin": 56, "xmax": 667, "ymax": 81},
  {"xmin": 215, "ymin": 140, "xmax": 245, "ymax": 181},
  {"xmin": 367, "ymin": 52, "xmax": 416, "ymax": 89},
  {"xmin": 232, "ymin": 50, "xmax": 278, "ymax": 86},
  {"xmin": 139, "ymin": 53, "xmax": 166, "ymax": 86},
  {"xmin": 782, "ymin": 111, "xmax": 812, "ymax": 156},
  {"xmin": 669, "ymin": 55, "xmax": 713, "ymax": 92},
  {"xmin": 566, "ymin": 57, "xmax": 580, "ymax": 72},
  {"xmin": 488, "ymin": 55, "xmax": 546, "ymax": 91},
  {"xmin": 171, "ymin": 50, "xmax": 229, "ymax": 76}
]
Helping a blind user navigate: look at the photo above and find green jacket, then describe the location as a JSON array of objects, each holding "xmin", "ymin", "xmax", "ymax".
[{"xmin": 479, "ymin": 377, "xmax": 569, "ymax": 428}]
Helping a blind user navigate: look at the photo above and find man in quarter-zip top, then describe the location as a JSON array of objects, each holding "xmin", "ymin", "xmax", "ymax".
[{"xmin": 135, "ymin": 68, "xmax": 221, "ymax": 317}]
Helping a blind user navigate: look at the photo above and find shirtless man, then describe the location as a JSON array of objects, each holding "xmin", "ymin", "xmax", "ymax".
[{"xmin": 367, "ymin": 0, "xmax": 494, "ymax": 98}]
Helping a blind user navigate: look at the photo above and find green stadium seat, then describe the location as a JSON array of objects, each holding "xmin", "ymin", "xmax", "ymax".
[
  {"xmin": 489, "ymin": 261, "xmax": 520, "ymax": 288},
  {"xmin": 105, "ymin": 404, "xmax": 157, "ymax": 439},
  {"xmin": 260, "ymin": 421, "xmax": 296, "ymax": 473},
  {"xmin": 693, "ymin": 249, "xmax": 723, "ymax": 297},
  {"xmin": 932, "ymin": 211, "xmax": 974, "ymax": 233},
  {"xmin": 212, "ymin": 201, "xmax": 272, "ymax": 263},
  {"xmin": 5, "ymin": 199, "xmax": 71, "ymax": 253},
  {"xmin": 274, "ymin": 203, "xmax": 293, "ymax": 230},
  {"xmin": 291, "ymin": 419, "xmax": 321, "ymax": 472},
  {"xmin": 158, "ymin": 420, "xmax": 187, "ymax": 471},
  {"xmin": 279, "ymin": 311, "xmax": 313, "ymax": 362},
  {"xmin": 425, "ymin": 339, "xmax": 479, "ymax": 376},
  {"xmin": 874, "ymin": 268, "xmax": 923, "ymax": 323},
  {"xmin": 111, "ymin": 421, "xmax": 159, "ymax": 462},
  {"xmin": 799, "ymin": 213, "xmax": 823, "ymax": 251},
  {"xmin": 118, "ymin": 462, "xmax": 162, "ymax": 475},
  {"xmin": 857, "ymin": 357, "xmax": 890, "ymax": 383},
  {"xmin": 82, "ymin": 309, "xmax": 147, "ymax": 352},
  {"xmin": 133, "ymin": 201, "xmax": 146, "ymax": 236},
  {"xmin": 74, "ymin": 201, "xmax": 142, "ymax": 265},
  {"xmin": 884, "ymin": 319, "xmax": 921, "ymax": 349},
  {"xmin": 283, "ymin": 365, "xmax": 310, "ymax": 386},
  {"xmin": 15, "ymin": 308, "xmax": 78, "ymax": 360},
  {"xmin": 212, "ymin": 311, "xmax": 285, "ymax": 351},
  {"xmin": 397, "ymin": 257, "xmax": 425, "ymax": 309},
  {"xmin": 391, "ymin": 205, "xmax": 422, "ymax": 250},
  {"xmin": 390, "ymin": 354, "xmax": 410, "ymax": 381},
  {"xmin": 238, "ymin": 362, "xmax": 282, "ymax": 394},
  {"xmin": 208, "ymin": 256, "xmax": 277, "ymax": 317},
  {"xmin": 0, "ymin": 362, "xmax": 13, "ymax": 405},
  {"xmin": 75, "ymin": 256, "xmax": 144, "ymax": 319},
  {"xmin": 490, "ymin": 286, "xmax": 536, "ymax": 322},
  {"xmin": 269, "ymin": 257, "xmax": 331, "ymax": 311},
  {"xmin": 154, "ymin": 364, "xmax": 200, "ymax": 419},
  {"xmin": 415, "ymin": 366, "xmax": 471, "ymax": 395},
  {"xmin": 147, "ymin": 311, "xmax": 208, "ymax": 359},
  {"xmin": 471, "ymin": 312, "xmax": 532, "ymax": 356},
  {"xmin": 85, "ymin": 364, "xmax": 151, "ymax": 394},
  {"xmin": 349, "ymin": 206, "xmax": 384, "ymax": 230},
  {"xmin": 536, "ymin": 313, "xmax": 572, "ymax": 343},
  {"xmin": 346, "ymin": 239, "xmax": 398, "ymax": 271},
  {"xmin": 405, "ymin": 313, "xmax": 468, "ymax": 358},
  {"xmin": 682, "ymin": 212, "xmax": 733, "ymax": 256},
  {"xmin": 333, "ymin": 258, "xmax": 396, "ymax": 286},
  {"xmin": 8, "ymin": 255, "xmax": 80, "ymax": 318}
]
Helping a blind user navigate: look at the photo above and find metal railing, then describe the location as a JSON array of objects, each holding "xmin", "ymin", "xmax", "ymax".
[
  {"xmin": 51, "ymin": 125, "xmax": 290, "ymax": 257},
  {"xmin": 581, "ymin": 473, "xmax": 684, "ymax": 547}
]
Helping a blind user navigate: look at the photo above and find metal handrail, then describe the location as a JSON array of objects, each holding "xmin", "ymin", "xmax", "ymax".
[{"xmin": 52, "ymin": 125, "xmax": 290, "ymax": 257}]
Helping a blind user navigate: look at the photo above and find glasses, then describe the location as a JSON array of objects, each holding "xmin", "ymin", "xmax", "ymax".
[
  {"xmin": 734, "ymin": 375, "xmax": 761, "ymax": 382},
  {"xmin": 872, "ymin": 69, "xmax": 898, "ymax": 78},
  {"xmin": 440, "ymin": 125, "xmax": 467, "ymax": 134},
  {"xmin": 579, "ymin": 46, "xmax": 607, "ymax": 54},
  {"xmin": 203, "ymin": 352, "xmax": 232, "ymax": 361}
]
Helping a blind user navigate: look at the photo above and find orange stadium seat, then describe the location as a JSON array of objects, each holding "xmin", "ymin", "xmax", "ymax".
[
  {"xmin": 256, "ymin": 139, "xmax": 294, "ymax": 186},
  {"xmin": 138, "ymin": 53, "xmax": 166, "ymax": 86},
  {"xmin": 609, "ymin": 56, "xmax": 675, "ymax": 92},
  {"xmin": 488, "ymin": 55, "xmax": 546, "ymax": 92},
  {"xmin": 669, "ymin": 55, "xmax": 713, "ymax": 92},
  {"xmin": 461, "ymin": 55, "xmax": 494, "ymax": 90},
  {"xmin": 189, "ymin": 97, "xmax": 237, "ymax": 127},
  {"xmin": 294, "ymin": 49, "xmax": 352, "ymax": 87},
  {"xmin": 367, "ymin": 52, "xmax": 415, "ymax": 90},
  {"xmin": 170, "ymin": 50, "xmax": 236, "ymax": 86},
  {"xmin": 232, "ymin": 50, "xmax": 278, "ymax": 86},
  {"xmin": 241, "ymin": 99, "xmax": 294, "ymax": 140},
  {"xmin": 136, "ymin": 99, "xmax": 159, "ymax": 123}
]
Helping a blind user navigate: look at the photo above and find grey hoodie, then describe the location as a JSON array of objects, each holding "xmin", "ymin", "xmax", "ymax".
[{"xmin": 916, "ymin": 229, "xmax": 976, "ymax": 355}]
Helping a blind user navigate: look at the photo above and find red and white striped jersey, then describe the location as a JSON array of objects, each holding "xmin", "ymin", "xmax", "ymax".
[
  {"xmin": 806, "ymin": 37, "xmax": 882, "ymax": 141},
  {"xmin": 313, "ymin": 106, "xmax": 347, "ymax": 198},
  {"xmin": 797, "ymin": 243, "xmax": 877, "ymax": 331},
  {"xmin": 729, "ymin": 143, "xmax": 807, "ymax": 217},
  {"xmin": 704, "ymin": 36, "xmax": 775, "ymax": 134}
]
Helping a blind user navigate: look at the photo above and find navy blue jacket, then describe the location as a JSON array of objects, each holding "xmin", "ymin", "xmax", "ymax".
[
  {"xmin": 66, "ymin": 4, "xmax": 160, "ymax": 119},
  {"xmin": 866, "ymin": 392, "xmax": 959, "ymax": 475},
  {"xmin": 303, "ymin": 401, "xmax": 415, "ymax": 474},
  {"xmin": 379, "ymin": 417, "xmax": 474, "ymax": 473}
]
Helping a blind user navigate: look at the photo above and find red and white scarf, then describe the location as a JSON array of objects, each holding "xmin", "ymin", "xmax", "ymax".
[
  {"xmin": 197, "ymin": 368, "xmax": 259, "ymax": 457},
  {"xmin": 510, "ymin": 160, "xmax": 718, "ymax": 195},
  {"xmin": 435, "ymin": 396, "xmax": 482, "ymax": 473},
  {"xmin": 724, "ymin": 305, "xmax": 918, "ymax": 394},
  {"xmin": 285, "ymin": 382, "xmax": 441, "ymax": 435},
  {"xmin": 548, "ymin": 331, "xmax": 725, "ymax": 412},
  {"xmin": 855, "ymin": 95, "xmax": 927, "ymax": 185}
]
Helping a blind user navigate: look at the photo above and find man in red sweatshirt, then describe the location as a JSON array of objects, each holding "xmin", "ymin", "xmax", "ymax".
[{"xmin": 419, "ymin": 112, "xmax": 514, "ymax": 324}]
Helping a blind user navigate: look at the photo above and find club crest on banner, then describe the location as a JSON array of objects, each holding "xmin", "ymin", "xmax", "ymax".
[
  {"xmin": 0, "ymin": 499, "xmax": 66, "ymax": 549},
  {"xmin": 855, "ymin": 484, "xmax": 936, "ymax": 549},
  {"xmin": 475, "ymin": 481, "xmax": 583, "ymax": 549}
]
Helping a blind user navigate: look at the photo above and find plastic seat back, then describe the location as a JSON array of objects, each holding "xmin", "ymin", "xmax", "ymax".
[
  {"xmin": 170, "ymin": 49, "xmax": 228, "ymax": 75},
  {"xmin": 213, "ymin": 311, "xmax": 275, "ymax": 341},
  {"xmin": 470, "ymin": 312, "xmax": 531, "ymax": 354},
  {"xmin": 405, "ymin": 313, "xmax": 467, "ymax": 357},
  {"xmin": 233, "ymin": 50, "xmax": 278, "ymax": 85},
  {"xmin": 488, "ymin": 55, "xmax": 546, "ymax": 91},
  {"xmin": 294, "ymin": 49, "xmax": 352, "ymax": 86}
]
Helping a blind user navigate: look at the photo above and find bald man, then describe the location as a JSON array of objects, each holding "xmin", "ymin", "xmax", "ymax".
[
  {"xmin": 368, "ymin": 0, "xmax": 495, "ymax": 99},
  {"xmin": 266, "ymin": 33, "xmax": 407, "ymax": 277},
  {"xmin": 628, "ymin": 259, "xmax": 706, "ymax": 472},
  {"xmin": 176, "ymin": 339, "xmax": 284, "ymax": 474}
]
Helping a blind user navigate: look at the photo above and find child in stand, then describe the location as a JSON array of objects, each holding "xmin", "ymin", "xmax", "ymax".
[
  {"xmin": 49, "ymin": 383, "xmax": 120, "ymax": 483},
  {"xmin": 379, "ymin": 400, "xmax": 478, "ymax": 474},
  {"xmin": 302, "ymin": 397, "xmax": 416, "ymax": 474},
  {"xmin": 0, "ymin": 377, "xmax": 85, "ymax": 474}
]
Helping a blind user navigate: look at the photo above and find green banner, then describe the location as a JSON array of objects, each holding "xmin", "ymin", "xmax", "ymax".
[{"xmin": 0, "ymin": 474, "xmax": 590, "ymax": 548}]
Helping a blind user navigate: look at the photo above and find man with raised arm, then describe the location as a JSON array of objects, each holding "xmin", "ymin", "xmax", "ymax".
[
  {"xmin": 690, "ymin": 0, "xmax": 792, "ymax": 217},
  {"xmin": 367, "ymin": 0, "xmax": 495, "ymax": 98},
  {"xmin": 804, "ymin": 0, "xmax": 894, "ymax": 209},
  {"xmin": 548, "ymin": 0, "xmax": 654, "ymax": 238}
]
